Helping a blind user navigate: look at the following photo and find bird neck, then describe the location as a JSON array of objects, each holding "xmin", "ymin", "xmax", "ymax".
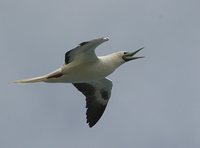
[{"xmin": 99, "ymin": 53, "xmax": 124, "ymax": 69}]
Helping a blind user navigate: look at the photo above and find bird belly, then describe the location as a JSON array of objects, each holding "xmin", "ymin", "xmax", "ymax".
[
  {"xmin": 64, "ymin": 65, "xmax": 112, "ymax": 82},
  {"xmin": 46, "ymin": 62, "xmax": 114, "ymax": 83}
]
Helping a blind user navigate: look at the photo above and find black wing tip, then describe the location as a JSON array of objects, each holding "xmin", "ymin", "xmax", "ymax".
[
  {"xmin": 88, "ymin": 122, "xmax": 95, "ymax": 128},
  {"xmin": 87, "ymin": 120, "xmax": 98, "ymax": 128},
  {"xmin": 86, "ymin": 111, "xmax": 99, "ymax": 128},
  {"xmin": 86, "ymin": 105, "xmax": 107, "ymax": 128}
]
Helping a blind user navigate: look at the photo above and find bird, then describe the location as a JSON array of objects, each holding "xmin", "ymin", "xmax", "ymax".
[{"xmin": 15, "ymin": 37, "xmax": 144, "ymax": 127}]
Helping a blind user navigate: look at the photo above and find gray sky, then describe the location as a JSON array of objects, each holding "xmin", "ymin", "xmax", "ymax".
[{"xmin": 1, "ymin": 0, "xmax": 200, "ymax": 148}]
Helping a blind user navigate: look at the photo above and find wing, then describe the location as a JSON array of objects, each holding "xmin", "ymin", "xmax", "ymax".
[
  {"xmin": 65, "ymin": 37, "xmax": 109, "ymax": 64},
  {"xmin": 73, "ymin": 78, "xmax": 113, "ymax": 127}
]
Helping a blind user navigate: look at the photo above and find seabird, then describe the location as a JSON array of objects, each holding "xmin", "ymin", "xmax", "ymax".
[{"xmin": 15, "ymin": 37, "xmax": 144, "ymax": 127}]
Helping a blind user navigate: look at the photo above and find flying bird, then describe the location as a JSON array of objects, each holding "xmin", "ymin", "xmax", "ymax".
[{"xmin": 15, "ymin": 37, "xmax": 144, "ymax": 127}]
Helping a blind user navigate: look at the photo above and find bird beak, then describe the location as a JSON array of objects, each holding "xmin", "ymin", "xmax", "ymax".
[{"xmin": 122, "ymin": 47, "xmax": 144, "ymax": 62}]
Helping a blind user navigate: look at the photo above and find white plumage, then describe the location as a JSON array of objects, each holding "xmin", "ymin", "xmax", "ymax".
[{"xmin": 15, "ymin": 37, "xmax": 143, "ymax": 127}]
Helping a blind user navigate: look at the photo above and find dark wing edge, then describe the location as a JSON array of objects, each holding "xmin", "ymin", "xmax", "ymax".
[
  {"xmin": 64, "ymin": 40, "xmax": 91, "ymax": 64},
  {"xmin": 65, "ymin": 41, "xmax": 90, "ymax": 64},
  {"xmin": 65, "ymin": 50, "xmax": 72, "ymax": 64},
  {"xmin": 64, "ymin": 38, "xmax": 108, "ymax": 64},
  {"xmin": 73, "ymin": 78, "xmax": 113, "ymax": 127},
  {"xmin": 79, "ymin": 41, "xmax": 89, "ymax": 46}
]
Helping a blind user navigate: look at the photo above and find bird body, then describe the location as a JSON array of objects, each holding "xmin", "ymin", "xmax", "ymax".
[
  {"xmin": 15, "ymin": 37, "xmax": 143, "ymax": 127},
  {"xmin": 59, "ymin": 53, "xmax": 123, "ymax": 82}
]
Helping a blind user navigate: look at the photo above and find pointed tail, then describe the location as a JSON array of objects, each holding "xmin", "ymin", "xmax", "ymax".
[{"xmin": 14, "ymin": 75, "xmax": 47, "ymax": 83}]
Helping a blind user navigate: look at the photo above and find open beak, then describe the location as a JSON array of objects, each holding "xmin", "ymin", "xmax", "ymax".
[{"xmin": 122, "ymin": 47, "xmax": 144, "ymax": 62}]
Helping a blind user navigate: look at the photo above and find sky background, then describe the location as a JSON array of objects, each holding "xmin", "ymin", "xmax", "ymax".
[{"xmin": 1, "ymin": 0, "xmax": 200, "ymax": 148}]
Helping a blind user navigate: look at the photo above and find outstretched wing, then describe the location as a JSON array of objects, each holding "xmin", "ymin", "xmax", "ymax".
[
  {"xmin": 65, "ymin": 37, "xmax": 109, "ymax": 64},
  {"xmin": 73, "ymin": 78, "xmax": 113, "ymax": 127}
]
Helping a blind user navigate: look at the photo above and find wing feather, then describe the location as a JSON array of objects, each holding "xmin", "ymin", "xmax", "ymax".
[
  {"xmin": 65, "ymin": 37, "xmax": 109, "ymax": 64},
  {"xmin": 73, "ymin": 78, "xmax": 112, "ymax": 127}
]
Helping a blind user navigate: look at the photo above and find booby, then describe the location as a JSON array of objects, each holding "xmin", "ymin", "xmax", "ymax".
[{"xmin": 15, "ymin": 37, "xmax": 144, "ymax": 127}]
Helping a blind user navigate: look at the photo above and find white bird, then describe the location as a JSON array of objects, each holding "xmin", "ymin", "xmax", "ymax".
[{"xmin": 15, "ymin": 37, "xmax": 144, "ymax": 127}]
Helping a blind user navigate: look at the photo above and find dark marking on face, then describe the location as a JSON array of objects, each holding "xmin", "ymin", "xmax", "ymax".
[
  {"xmin": 100, "ymin": 89, "xmax": 109, "ymax": 100},
  {"xmin": 47, "ymin": 73, "xmax": 64, "ymax": 79},
  {"xmin": 122, "ymin": 55, "xmax": 129, "ymax": 62}
]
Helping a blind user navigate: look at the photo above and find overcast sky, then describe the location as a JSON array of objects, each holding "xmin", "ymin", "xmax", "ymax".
[{"xmin": 1, "ymin": 0, "xmax": 200, "ymax": 148}]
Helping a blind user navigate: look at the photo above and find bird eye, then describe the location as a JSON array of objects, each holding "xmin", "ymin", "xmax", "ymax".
[{"xmin": 124, "ymin": 52, "xmax": 127, "ymax": 54}]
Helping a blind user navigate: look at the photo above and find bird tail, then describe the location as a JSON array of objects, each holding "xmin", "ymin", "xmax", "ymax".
[
  {"xmin": 14, "ymin": 68, "xmax": 63, "ymax": 83},
  {"xmin": 14, "ymin": 75, "xmax": 47, "ymax": 83}
]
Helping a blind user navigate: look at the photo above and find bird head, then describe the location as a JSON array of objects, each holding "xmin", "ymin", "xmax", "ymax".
[{"xmin": 121, "ymin": 47, "xmax": 144, "ymax": 62}]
